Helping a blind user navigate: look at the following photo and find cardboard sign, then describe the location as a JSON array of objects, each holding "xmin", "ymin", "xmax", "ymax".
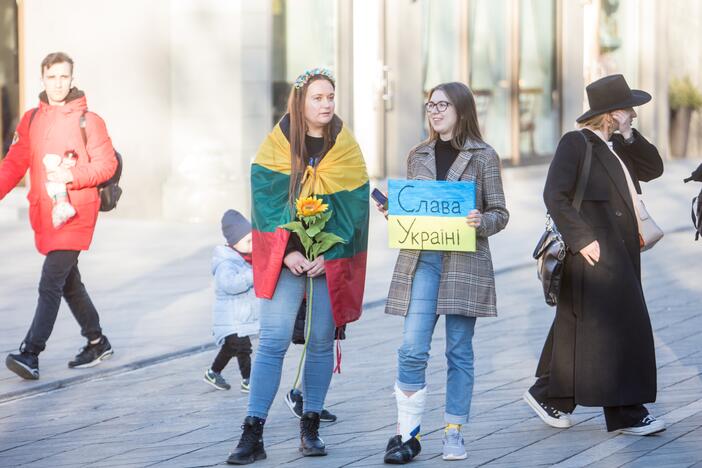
[{"xmin": 387, "ymin": 179, "xmax": 476, "ymax": 252}]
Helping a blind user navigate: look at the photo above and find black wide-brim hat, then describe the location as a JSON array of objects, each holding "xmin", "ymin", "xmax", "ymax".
[{"xmin": 576, "ymin": 74, "xmax": 651, "ymax": 123}]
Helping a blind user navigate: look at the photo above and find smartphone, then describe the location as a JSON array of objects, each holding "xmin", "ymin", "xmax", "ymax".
[{"xmin": 371, "ymin": 188, "xmax": 388, "ymax": 210}]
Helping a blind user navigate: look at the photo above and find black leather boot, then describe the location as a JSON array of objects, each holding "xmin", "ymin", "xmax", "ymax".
[
  {"xmin": 227, "ymin": 416, "xmax": 266, "ymax": 465},
  {"xmin": 383, "ymin": 434, "xmax": 421, "ymax": 464},
  {"xmin": 300, "ymin": 412, "xmax": 326, "ymax": 456}
]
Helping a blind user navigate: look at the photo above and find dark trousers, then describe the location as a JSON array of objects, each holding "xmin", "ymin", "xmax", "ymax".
[
  {"xmin": 529, "ymin": 375, "xmax": 649, "ymax": 432},
  {"xmin": 211, "ymin": 334, "xmax": 252, "ymax": 379},
  {"xmin": 22, "ymin": 250, "xmax": 102, "ymax": 355}
]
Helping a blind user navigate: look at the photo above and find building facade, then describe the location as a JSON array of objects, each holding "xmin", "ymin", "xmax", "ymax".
[{"xmin": 0, "ymin": 0, "xmax": 700, "ymax": 221}]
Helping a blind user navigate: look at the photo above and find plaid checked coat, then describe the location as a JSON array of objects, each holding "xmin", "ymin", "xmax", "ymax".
[{"xmin": 385, "ymin": 138, "xmax": 509, "ymax": 318}]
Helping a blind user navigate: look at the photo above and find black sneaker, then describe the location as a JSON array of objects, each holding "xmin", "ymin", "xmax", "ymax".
[
  {"xmin": 284, "ymin": 389, "xmax": 337, "ymax": 422},
  {"xmin": 383, "ymin": 434, "xmax": 421, "ymax": 464},
  {"xmin": 299, "ymin": 412, "xmax": 326, "ymax": 456},
  {"xmin": 227, "ymin": 416, "xmax": 266, "ymax": 465},
  {"xmin": 523, "ymin": 390, "xmax": 573, "ymax": 428},
  {"xmin": 619, "ymin": 415, "xmax": 666, "ymax": 436},
  {"xmin": 320, "ymin": 408, "xmax": 337, "ymax": 422},
  {"xmin": 6, "ymin": 352, "xmax": 39, "ymax": 380},
  {"xmin": 68, "ymin": 336, "xmax": 114, "ymax": 369},
  {"xmin": 285, "ymin": 389, "xmax": 304, "ymax": 418}
]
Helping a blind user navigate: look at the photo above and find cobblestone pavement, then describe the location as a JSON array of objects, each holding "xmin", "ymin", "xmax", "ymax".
[{"xmin": 0, "ymin": 161, "xmax": 700, "ymax": 467}]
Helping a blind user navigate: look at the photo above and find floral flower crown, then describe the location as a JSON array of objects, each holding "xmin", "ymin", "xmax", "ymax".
[{"xmin": 293, "ymin": 67, "xmax": 335, "ymax": 90}]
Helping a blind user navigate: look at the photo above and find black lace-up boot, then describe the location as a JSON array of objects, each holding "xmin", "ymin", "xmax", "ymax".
[
  {"xmin": 300, "ymin": 412, "xmax": 326, "ymax": 456},
  {"xmin": 227, "ymin": 416, "xmax": 266, "ymax": 465}
]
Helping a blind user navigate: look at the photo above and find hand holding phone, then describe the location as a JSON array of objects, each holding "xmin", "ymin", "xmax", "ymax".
[
  {"xmin": 371, "ymin": 188, "xmax": 388, "ymax": 210},
  {"xmin": 371, "ymin": 188, "xmax": 389, "ymax": 219}
]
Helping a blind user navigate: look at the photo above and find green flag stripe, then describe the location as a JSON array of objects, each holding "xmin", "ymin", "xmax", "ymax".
[{"xmin": 251, "ymin": 164, "xmax": 368, "ymax": 260}]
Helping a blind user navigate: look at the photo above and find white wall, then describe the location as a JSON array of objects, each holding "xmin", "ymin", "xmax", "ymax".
[
  {"xmin": 352, "ymin": 0, "xmax": 384, "ymax": 179},
  {"xmin": 21, "ymin": 0, "xmax": 272, "ymax": 222},
  {"xmin": 22, "ymin": 0, "xmax": 172, "ymax": 219}
]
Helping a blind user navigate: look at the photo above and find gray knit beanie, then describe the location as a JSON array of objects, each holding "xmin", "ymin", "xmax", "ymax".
[{"xmin": 221, "ymin": 209, "xmax": 251, "ymax": 246}]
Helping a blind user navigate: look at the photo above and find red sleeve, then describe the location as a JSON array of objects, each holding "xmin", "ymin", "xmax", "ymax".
[
  {"xmin": 69, "ymin": 112, "xmax": 118, "ymax": 189},
  {"xmin": 0, "ymin": 111, "xmax": 32, "ymax": 200}
]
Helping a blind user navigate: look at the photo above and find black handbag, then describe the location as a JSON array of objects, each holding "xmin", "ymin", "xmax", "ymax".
[
  {"xmin": 533, "ymin": 132, "xmax": 592, "ymax": 306},
  {"xmin": 692, "ymin": 190, "xmax": 702, "ymax": 241},
  {"xmin": 684, "ymin": 163, "xmax": 702, "ymax": 241}
]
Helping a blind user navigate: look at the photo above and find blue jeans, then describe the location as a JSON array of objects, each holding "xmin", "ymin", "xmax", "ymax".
[
  {"xmin": 247, "ymin": 269, "xmax": 335, "ymax": 419},
  {"xmin": 396, "ymin": 251, "xmax": 477, "ymax": 425}
]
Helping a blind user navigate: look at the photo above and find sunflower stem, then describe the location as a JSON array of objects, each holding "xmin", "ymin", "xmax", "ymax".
[{"xmin": 292, "ymin": 277, "xmax": 314, "ymax": 390}]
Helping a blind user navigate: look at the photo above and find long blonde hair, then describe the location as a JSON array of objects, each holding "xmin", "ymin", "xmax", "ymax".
[
  {"xmin": 286, "ymin": 75, "xmax": 336, "ymax": 212},
  {"xmin": 577, "ymin": 112, "xmax": 614, "ymax": 132}
]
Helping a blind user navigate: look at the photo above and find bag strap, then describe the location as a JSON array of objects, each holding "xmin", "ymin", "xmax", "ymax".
[
  {"xmin": 572, "ymin": 131, "xmax": 593, "ymax": 212},
  {"xmin": 28, "ymin": 108, "xmax": 39, "ymax": 128},
  {"xmin": 79, "ymin": 111, "xmax": 88, "ymax": 147}
]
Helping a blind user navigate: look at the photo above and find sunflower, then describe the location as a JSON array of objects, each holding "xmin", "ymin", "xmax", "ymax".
[{"xmin": 296, "ymin": 196, "xmax": 328, "ymax": 219}]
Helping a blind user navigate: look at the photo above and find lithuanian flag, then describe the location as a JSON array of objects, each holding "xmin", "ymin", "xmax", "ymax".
[{"xmin": 251, "ymin": 115, "xmax": 369, "ymax": 326}]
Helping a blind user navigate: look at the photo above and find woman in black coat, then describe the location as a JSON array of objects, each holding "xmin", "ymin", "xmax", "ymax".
[{"xmin": 524, "ymin": 75, "xmax": 665, "ymax": 435}]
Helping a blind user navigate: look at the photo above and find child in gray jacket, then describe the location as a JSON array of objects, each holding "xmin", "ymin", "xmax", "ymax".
[{"xmin": 204, "ymin": 210, "xmax": 259, "ymax": 392}]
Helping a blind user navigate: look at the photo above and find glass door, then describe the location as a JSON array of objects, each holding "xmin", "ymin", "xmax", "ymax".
[
  {"xmin": 519, "ymin": 0, "xmax": 559, "ymax": 159},
  {"xmin": 468, "ymin": 0, "xmax": 559, "ymax": 163},
  {"xmin": 271, "ymin": 0, "xmax": 338, "ymax": 126},
  {"xmin": 468, "ymin": 0, "xmax": 512, "ymax": 159}
]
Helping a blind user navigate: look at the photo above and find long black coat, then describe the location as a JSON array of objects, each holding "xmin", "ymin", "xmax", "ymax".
[{"xmin": 536, "ymin": 128, "xmax": 664, "ymax": 407}]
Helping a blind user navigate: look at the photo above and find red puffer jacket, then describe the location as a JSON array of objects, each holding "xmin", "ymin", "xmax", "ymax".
[{"xmin": 0, "ymin": 89, "xmax": 117, "ymax": 254}]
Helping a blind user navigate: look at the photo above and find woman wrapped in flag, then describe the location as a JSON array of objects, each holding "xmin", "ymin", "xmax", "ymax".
[{"xmin": 227, "ymin": 68, "xmax": 369, "ymax": 465}]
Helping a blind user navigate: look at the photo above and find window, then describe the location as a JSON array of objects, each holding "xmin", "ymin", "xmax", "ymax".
[
  {"xmin": 271, "ymin": 0, "xmax": 337, "ymax": 125},
  {"xmin": 0, "ymin": 0, "xmax": 19, "ymax": 158}
]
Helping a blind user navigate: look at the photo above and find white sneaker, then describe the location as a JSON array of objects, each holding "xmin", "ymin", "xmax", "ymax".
[
  {"xmin": 523, "ymin": 390, "xmax": 573, "ymax": 428},
  {"xmin": 442, "ymin": 427, "xmax": 467, "ymax": 461},
  {"xmin": 618, "ymin": 415, "xmax": 666, "ymax": 436}
]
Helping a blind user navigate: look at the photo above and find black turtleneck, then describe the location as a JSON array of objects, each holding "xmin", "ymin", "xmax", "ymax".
[
  {"xmin": 284, "ymin": 135, "xmax": 328, "ymax": 260},
  {"xmin": 435, "ymin": 138, "xmax": 459, "ymax": 181},
  {"xmin": 305, "ymin": 135, "xmax": 325, "ymax": 164}
]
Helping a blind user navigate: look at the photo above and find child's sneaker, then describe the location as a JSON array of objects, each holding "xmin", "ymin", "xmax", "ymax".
[
  {"xmin": 442, "ymin": 425, "xmax": 467, "ymax": 460},
  {"xmin": 240, "ymin": 378, "xmax": 250, "ymax": 393},
  {"xmin": 204, "ymin": 368, "xmax": 231, "ymax": 390}
]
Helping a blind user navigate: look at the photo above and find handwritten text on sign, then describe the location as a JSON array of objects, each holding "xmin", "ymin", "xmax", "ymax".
[{"xmin": 387, "ymin": 179, "xmax": 476, "ymax": 252}]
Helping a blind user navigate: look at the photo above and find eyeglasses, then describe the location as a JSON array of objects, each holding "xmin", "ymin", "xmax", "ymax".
[{"xmin": 425, "ymin": 101, "xmax": 451, "ymax": 113}]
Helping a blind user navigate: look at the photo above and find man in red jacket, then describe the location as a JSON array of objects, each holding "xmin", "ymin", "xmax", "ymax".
[{"xmin": 0, "ymin": 52, "xmax": 118, "ymax": 380}]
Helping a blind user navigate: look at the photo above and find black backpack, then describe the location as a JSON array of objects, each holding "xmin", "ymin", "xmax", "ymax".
[{"xmin": 29, "ymin": 108, "xmax": 122, "ymax": 211}]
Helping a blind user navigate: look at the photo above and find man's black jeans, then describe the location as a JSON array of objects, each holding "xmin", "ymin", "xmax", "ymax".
[{"xmin": 21, "ymin": 250, "xmax": 102, "ymax": 355}]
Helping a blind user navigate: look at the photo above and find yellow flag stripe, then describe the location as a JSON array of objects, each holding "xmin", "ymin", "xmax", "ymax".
[
  {"xmin": 388, "ymin": 215, "xmax": 476, "ymax": 252},
  {"xmin": 253, "ymin": 125, "xmax": 368, "ymax": 195}
]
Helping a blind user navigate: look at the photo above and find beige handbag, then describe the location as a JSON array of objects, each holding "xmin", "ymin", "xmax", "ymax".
[
  {"xmin": 637, "ymin": 198, "xmax": 664, "ymax": 251},
  {"xmin": 608, "ymin": 142, "xmax": 663, "ymax": 252}
]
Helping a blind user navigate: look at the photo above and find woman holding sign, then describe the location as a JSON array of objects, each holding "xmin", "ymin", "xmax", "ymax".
[
  {"xmin": 377, "ymin": 82, "xmax": 508, "ymax": 463},
  {"xmin": 226, "ymin": 68, "xmax": 369, "ymax": 465}
]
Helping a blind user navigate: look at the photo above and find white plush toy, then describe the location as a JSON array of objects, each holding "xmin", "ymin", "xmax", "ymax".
[{"xmin": 43, "ymin": 153, "xmax": 77, "ymax": 228}]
